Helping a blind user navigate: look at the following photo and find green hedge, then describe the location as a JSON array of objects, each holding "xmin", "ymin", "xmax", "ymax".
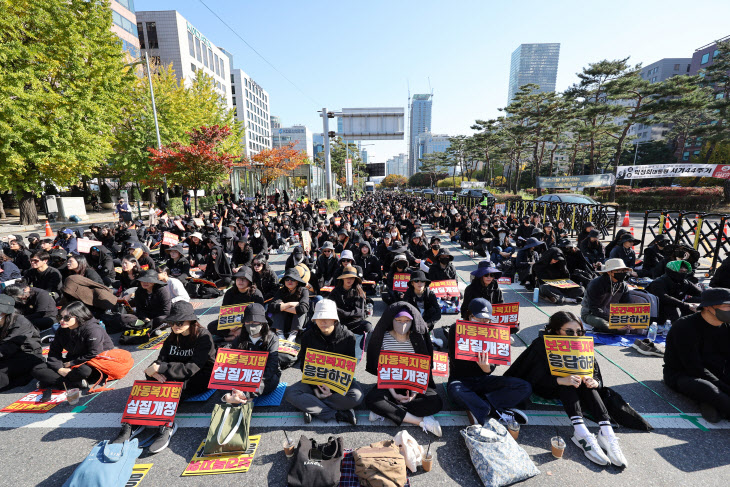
[
  {"xmin": 167, "ymin": 195, "xmax": 217, "ymax": 216},
  {"xmin": 596, "ymin": 185, "xmax": 723, "ymax": 211},
  {"xmin": 323, "ymin": 199, "xmax": 339, "ymax": 213}
]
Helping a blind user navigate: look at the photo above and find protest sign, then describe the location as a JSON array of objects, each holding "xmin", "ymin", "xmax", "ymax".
[
  {"xmin": 76, "ymin": 238, "xmax": 102, "ymax": 253},
  {"xmin": 491, "ymin": 302, "xmax": 519, "ymax": 328},
  {"xmin": 377, "ymin": 351, "xmax": 431, "ymax": 394},
  {"xmin": 1, "ymin": 390, "xmax": 67, "ymax": 413},
  {"xmin": 137, "ymin": 331, "xmax": 170, "ymax": 350},
  {"xmin": 497, "ymin": 277, "xmax": 512, "ymax": 285},
  {"xmin": 319, "ymin": 286, "xmax": 334, "ymax": 293},
  {"xmin": 122, "ymin": 380, "xmax": 183, "ymax": 426},
  {"xmin": 609, "ymin": 303, "xmax": 651, "ymax": 329},
  {"xmin": 302, "ymin": 349, "xmax": 357, "ymax": 395},
  {"xmin": 392, "ymin": 272, "xmax": 411, "ymax": 292},
  {"xmin": 193, "ymin": 218, "xmax": 205, "ymax": 227},
  {"xmin": 544, "ymin": 335, "xmax": 595, "ymax": 377},
  {"xmin": 174, "ymin": 220, "xmax": 185, "ymax": 231},
  {"xmin": 432, "ymin": 351, "xmax": 449, "ymax": 378},
  {"xmin": 209, "ymin": 349, "xmax": 268, "ymax": 392},
  {"xmin": 454, "ymin": 320, "xmax": 511, "ymax": 366},
  {"xmin": 278, "ymin": 339, "xmax": 301, "ymax": 357},
  {"xmin": 495, "ymin": 203, "xmax": 506, "ymax": 214},
  {"xmin": 126, "ymin": 464, "xmax": 153, "ymax": 486},
  {"xmin": 334, "ymin": 217, "xmax": 341, "ymax": 226},
  {"xmin": 542, "ymin": 278, "xmax": 580, "ymax": 289},
  {"xmin": 182, "ymin": 436, "xmax": 261, "ymax": 476},
  {"xmin": 318, "ymin": 208, "xmax": 327, "ymax": 215},
  {"xmin": 162, "ymin": 232, "xmax": 179, "ymax": 246},
  {"xmin": 301, "ymin": 232, "xmax": 312, "ymax": 252},
  {"xmin": 430, "ymin": 279, "xmax": 460, "ymax": 298},
  {"xmin": 217, "ymin": 303, "xmax": 252, "ymax": 330}
]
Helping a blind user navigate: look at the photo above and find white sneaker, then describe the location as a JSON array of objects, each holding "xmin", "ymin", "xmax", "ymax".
[
  {"xmin": 494, "ymin": 408, "xmax": 529, "ymax": 426},
  {"xmin": 368, "ymin": 411, "xmax": 385, "ymax": 422},
  {"xmin": 572, "ymin": 433, "xmax": 611, "ymax": 466},
  {"xmin": 420, "ymin": 415, "xmax": 442, "ymax": 437},
  {"xmin": 564, "ymin": 298, "xmax": 577, "ymax": 304},
  {"xmin": 598, "ymin": 432, "xmax": 628, "ymax": 468},
  {"xmin": 430, "ymin": 333, "xmax": 444, "ymax": 348}
]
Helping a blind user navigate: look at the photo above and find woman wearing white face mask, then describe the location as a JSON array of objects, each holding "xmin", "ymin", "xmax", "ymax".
[{"xmin": 365, "ymin": 303, "xmax": 444, "ymax": 437}]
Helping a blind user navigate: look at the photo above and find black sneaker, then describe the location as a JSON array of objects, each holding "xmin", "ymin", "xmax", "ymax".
[
  {"xmin": 632, "ymin": 338, "xmax": 665, "ymax": 357},
  {"xmin": 335, "ymin": 409, "xmax": 357, "ymax": 426},
  {"xmin": 40, "ymin": 388, "xmax": 53, "ymax": 403},
  {"xmin": 147, "ymin": 423, "xmax": 178, "ymax": 454},
  {"xmin": 112, "ymin": 423, "xmax": 146, "ymax": 444},
  {"xmin": 491, "ymin": 407, "xmax": 529, "ymax": 426},
  {"xmin": 303, "ymin": 412, "xmax": 312, "ymax": 424},
  {"xmin": 701, "ymin": 402, "xmax": 721, "ymax": 423}
]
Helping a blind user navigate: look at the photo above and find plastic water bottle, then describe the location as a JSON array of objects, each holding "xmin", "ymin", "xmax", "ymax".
[
  {"xmin": 663, "ymin": 319, "xmax": 672, "ymax": 337},
  {"xmin": 533, "ymin": 287, "xmax": 540, "ymax": 303},
  {"xmin": 375, "ymin": 282, "xmax": 382, "ymax": 297},
  {"xmin": 648, "ymin": 322, "xmax": 658, "ymax": 342}
]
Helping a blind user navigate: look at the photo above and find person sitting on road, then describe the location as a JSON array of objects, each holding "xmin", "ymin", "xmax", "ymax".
[
  {"xmin": 251, "ymin": 255, "xmax": 279, "ymax": 302},
  {"xmin": 534, "ymin": 247, "xmax": 585, "ymax": 305},
  {"xmin": 63, "ymin": 253, "xmax": 104, "ymax": 286},
  {"xmin": 608, "ymin": 233, "xmax": 641, "ymax": 271},
  {"xmin": 231, "ymin": 236, "xmax": 254, "ymax": 271},
  {"xmin": 315, "ymin": 241, "xmax": 338, "ymax": 290},
  {"xmin": 332, "ymin": 250, "xmax": 363, "ymax": 281},
  {"xmin": 447, "ymin": 298, "xmax": 532, "ymax": 427},
  {"xmin": 284, "ymin": 299, "xmax": 362, "ymax": 425},
  {"xmin": 355, "ymin": 242, "xmax": 381, "ymax": 295},
  {"xmin": 328, "ymin": 265, "xmax": 370, "ymax": 337},
  {"xmin": 576, "ymin": 221, "xmax": 596, "ymax": 247},
  {"xmin": 113, "ymin": 301, "xmax": 215, "ymax": 453},
  {"xmin": 365, "ymin": 302, "xmax": 444, "ymax": 437},
  {"xmin": 270, "ymin": 268, "xmax": 310, "ymax": 341},
  {"xmin": 558, "ymin": 238, "xmax": 597, "ymax": 287},
  {"xmin": 426, "ymin": 249, "xmax": 456, "ymax": 281},
  {"xmin": 639, "ymin": 234, "xmax": 670, "ymax": 278},
  {"xmin": 208, "ymin": 266, "xmax": 264, "ymax": 343},
  {"xmin": 383, "ymin": 254, "xmax": 410, "ymax": 305},
  {"xmin": 578, "ymin": 230, "xmax": 605, "ymax": 269},
  {"xmin": 5, "ymin": 237, "xmax": 31, "ymax": 272},
  {"xmin": 3, "ymin": 281, "xmax": 57, "ymax": 331},
  {"xmin": 515, "ymin": 237, "xmax": 544, "ymax": 291},
  {"xmin": 117, "ymin": 256, "xmax": 141, "ymax": 294},
  {"xmin": 0, "ymin": 249, "xmax": 22, "ymax": 283},
  {"xmin": 403, "ymin": 270, "xmax": 442, "ymax": 345},
  {"xmin": 505, "ymin": 311, "xmax": 627, "ymax": 468},
  {"xmin": 156, "ymin": 265, "xmax": 190, "ymax": 304},
  {"xmin": 663, "ymin": 288, "xmax": 730, "ymax": 423},
  {"xmin": 581, "ymin": 259, "xmax": 634, "ymax": 334},
  {"xmin": 24, "ymin": 250, "xmax": 63, "ymax": 296},
  {"xmin": 646, "ymin": 260, "xmax": 701, "ymax": 324},
  {"xmin": 603, "ymin": 229, "xmax": 630, "ymax": 259},
  {"xmin": 0, "ymin": 294, "xmax": 43, "ymax": 391},
  {"xmin": 128, "ymin": 269, "xmax": 171, "ymax": 336},
  {"xmin": 87, "ymin": 245, "xmax": 115, "ymax": 286},
  {"xmin": 462, "ymin": 261, "xmax": 504, "ymax": 320},
  {"xmin": 164, "ymin": 244, "xmax": 191, "ymax": 281}
]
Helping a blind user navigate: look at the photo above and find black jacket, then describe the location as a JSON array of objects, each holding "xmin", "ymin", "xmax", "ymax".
[
  {"xmin": 642, "ymin": 244, "xmax": 666, "ymax": 276},
  {"xmin": 202, "ymin": 245, "xmax": 232, "ymax": 282},
  {"xmin": 155, "ymin": 327, "xmax": 216, "ymax": 382},
  {"xmin": 222, "ymin": 286, "xmax": 264, "ymax": 307},
  {"xmin": 328, "ymin": 285, "xmax": 366, "ymax": 328},
  {"xmin": 24, "ymin": 266, "xmax": 63, "ymax": 294},
  {"xmin": 46, "ymin": 318, "xmax": 113, "ymax": 371},
  {"xmin": 533, "ymin": 248, "xmax": 570, "ymax": 281},
  {"xmin": 579, "ymin": 238, "xmax": 605, "ymax": 265},
  {"xmin": 647, "ymin": 267, "xmax": 701, "ymax": 322},
  {"xmin": 271, "ymin": 286, "xmax": 310, "ymax": 317},
  {"xmin": 427, "ymin": 262, "xmax": 456, "ymax": 281},
  {"xmin": 315, "ymin": 254, "xmax": 338, "ymax": 286},
  {"xmin": 166, "ymin": 256, "xmax": 191, "ymax": 279},
  {"xmin": 88, "ymin": 246, "xmax": 115, "ymax": 281},
  {"xmin": 232, "ymin": 245, "xmax": 254, "ymax": 269},
  {"xmin": 0, "ymin": 314, "xmax": 42, "ymax": 360},
  {"xmin": 131, "ymin": 284, "xmax": 171, "ymax": 328},
  {"xmin": 299, "ymin": 322, "xmax": 357, "ymax": 371},
  {"xmin": 581, "ymin": 274, "xmax": 630, "ymax": 320},
  {"xmin": 462, "ymin": 280, "xmax": 504, "ymax": 320},
  {"xmin": 233, "ymin": 330, "xmax": 281, "ymax": 393},
  {"xmin": 355, "ymin": 243, "xmax": 382, "ymax": 282},
  {"xmin": 252, "ymin": 267, "xmax": 279, "ymax": 302},
  {"xmin": 404, "ymin": 286, "xmax": 441, "ymax": 328},
  {"xmin": 18, "ymin": 287, "xmax": 57, "ymax": 321}
]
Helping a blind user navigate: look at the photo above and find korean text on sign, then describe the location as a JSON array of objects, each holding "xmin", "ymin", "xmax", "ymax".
[
  {"xmin": 162, "ymin": 232, "xmax": 179, "ymax": 246},
  {"xmin": 432, "ymin": 351, "xmax": 449, "ymax": 378},
  {"xmin": 392, "ymin": 273, "xmax": 411, "ymax": 292},
  {"xmin": 183, "ymin": 436, "xmax": 261, "ymax": 476},
  {"xmin": 430, "ymin": 279, "xmax": 460, "ymax": 298},
  {"xmin": 454, "ymin": 320, "xmax": 512, "ymax": 366},
  {"xmin": 609, "ymin": 303, "xmax": 650, "ymax": 329},
  {"xmin": 542, "ymin": 279, "xmax": 580, "ymax": 289},
  {"xmin": 544, "ymin": 335, "xmax": 594, "ymax": 377},
  {"xmin": 208, "ymin": 349, "xmax": 268, "ymax": 392},
  {"xmin": 278, "ymin": 339, "xmax": 301, "ymax": 357},
  {"xmin": 302, "ymin": 349, "xmax": 357, "ymax": 395},
  {"xmin": 122, "ymin": 380, "xmax": 183, "ymax": 426},
  {"xmin": 377, "ymin": 351, "xmax": 431, "ymax": 394},
  {"xmin": 217, "ymin": 303, "xmax": 251, "ymax": 330},
  {"xmin": 0, "ymin": 390, "xmax": 67, "ymax": 413},
  {"xmin": 491, "ymin": 302, "xmax": 519, "ymax": 328}
]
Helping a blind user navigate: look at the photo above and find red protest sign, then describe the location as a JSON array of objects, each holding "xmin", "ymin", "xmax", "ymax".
[
  {"xmin": 1, "ymin": 389, "xmax": 67, "ymax": 413},
  {"xmin": 377, "ymin": 351, "xmax": 431, "ymax": 394},
  {"xmin": 432, "ymin": 351, "xmax": 449, "ymax": 378},
  {"xmin": 497, "ymin": 277, "xmax": 512, "ymax": 285},
  {"xmin": 491, "ymin": 302, "xmax": 520, "ymax": 328},
  {"xmin": 318, "ymin": 208, "xmax": 327, "ymax": 215},
  {"xmin": 454, "ymin": 320, "xmax": 512, "ymax": 366},
  {"xmin": 77, "ymin": 238, "xmax": 102, "ymax": 254},
  {"xmin": 122, "ymin": 380, "xmax": 183, "ymax": 426},
  {"xmin": 392, "ymin": 273, "xmax": 411, "ymax": 292},
  {"xmin": 430, "ymin": 279, "xmax": 460, "ymax": 298},
  {"xmin": 174, "ymin": 220, "xmax": 185, "ymax": 231},
  {"xmin": 162, "ymin": 232, "xmax": 179, "ymax": 246},
  {"xmin": 319, "ymin": 286, "xmax": 334, "ymax": 293},
  {"xmin": 209, "ymin": 349, "xmax": 268, "ymax": 392}
]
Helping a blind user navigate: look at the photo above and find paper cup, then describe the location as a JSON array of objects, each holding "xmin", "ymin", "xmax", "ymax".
[{"xmin": 66, "ymin": 388, "xmax": 80, "ymax": 406}]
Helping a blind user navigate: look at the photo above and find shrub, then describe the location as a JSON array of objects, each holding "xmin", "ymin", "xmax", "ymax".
[
  {"xmin": 436, "ymin": 176, "xmax": 476, "ymax": 188},
  {"xmin": 596, "ymin": 185, "xmax": 723, "ymax": 211},
  {"xmin": 323, "ymin": 199, "xmax": 339, "ymax": 213}
]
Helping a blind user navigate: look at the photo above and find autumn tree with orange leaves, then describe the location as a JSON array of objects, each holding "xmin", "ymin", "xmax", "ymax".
[
  {"xmin": 237, "ymin": 142, "xmax": 308, "ymax": 196},
  {"xmin": 148, "ymin": 125, "xmax": 236, "ymax": 212}
]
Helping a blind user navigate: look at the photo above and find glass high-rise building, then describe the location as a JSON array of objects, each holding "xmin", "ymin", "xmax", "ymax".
[
  {"xmin": 507, "ymin": 43, "xmax": 560, "ymax": 104},
  {"xmin": 408, "ymin": 94, "xmax": 433, "ymax": 176}
]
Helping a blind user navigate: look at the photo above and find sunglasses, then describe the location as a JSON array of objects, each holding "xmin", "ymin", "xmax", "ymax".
[
  {"xmin": 484, "ymin": 273, "xmax": 499, "ymax": 278},
  {"xmin": 30, "ymin": 259, "xmax": 41, "ymax": 264},
  {"xmin": 322, "ymin": 250, "xmax": 332, "ymax": 253},
  {"xmin": 563, "ymin": 329, "xmax": 585, "ymax": 337},
  {"xmin": 253, "ymin": 263, "xmax": 263, "ymax": 267},
  {"xmin": 59, "ymin": 314, "xmax": 73, "ymax": 322},
  {"xmin": 170, "ymin": 321, "xmax": 186, "ymax": 327}
]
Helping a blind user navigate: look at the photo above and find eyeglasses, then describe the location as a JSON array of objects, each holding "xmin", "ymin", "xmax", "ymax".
[
  {"xmin": 59, "ymin": 315, "xmax": 73, "ymax": 322},
  {"xmin": 563, "ymin": 329, "xmax": 585, "ymax": 336}
]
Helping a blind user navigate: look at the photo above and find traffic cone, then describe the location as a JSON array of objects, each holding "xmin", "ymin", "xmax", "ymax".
[
  {"xmin": 44, "ymin": 221, "xmax": 53, "ymax": 237},
  {"xmin": 665, "ymin": 218, "xmax": 670, "ymax": 231},
  {"xmin": 622, "ymin": 210, "xmax": 630, "ymax": 227}
]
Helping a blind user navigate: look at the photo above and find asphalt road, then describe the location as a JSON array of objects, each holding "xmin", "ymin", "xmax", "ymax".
[{"xmin": 0, "ymin": 219, "xmax": 729, "ymax": 486}]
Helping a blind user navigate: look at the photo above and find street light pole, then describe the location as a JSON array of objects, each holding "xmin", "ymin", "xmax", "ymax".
[
  {"xmin": 321, "ymin": 108, "xmax": 333, "ymax": 199},
  {"xmin": 144, "ymin": 52, "xmax": 168, "ymax": 203}
]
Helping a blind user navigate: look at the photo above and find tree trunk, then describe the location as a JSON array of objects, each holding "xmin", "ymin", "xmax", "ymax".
[
  {"xmin": 193, "ymin": 188, "xmax": 198, "ymax": 213},
  {"xmin": 0, "ymin": 194, "xmax": 5, "ymax": 219},
  {"xmin": 724, "ymin": 179, "xmax": 730, "ymax": 203},
  {"xmin": 19, "ymin": 191, "xmax": 38, "ymax": 225}
]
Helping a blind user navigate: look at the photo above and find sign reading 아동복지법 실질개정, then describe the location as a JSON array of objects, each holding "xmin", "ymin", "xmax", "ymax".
[
  {"xmin": 454, "ymin": 321, "xmax": 512, "ymax": 366},
  {"xmin": 544, "ymin": 335, "xmax": 594, "ymax": 377},
  {"xmin": 491, "ymin": 302, "xmax": 519, "ymax": 328},
  {"xmin": 537, "ymin": 174, "xmax": 615, "ymax": 189},
  {"xmin": 209, "ymin": 349, "xmax": 268, "ymax": 392},
  {"xmin": 122, "ymin": 380, "xmax": 183, "ymax": 426},
  {"xmin": 377, "ymin": 351, "xmax": 431, "ymax": 394},
  {"xmin": 392, "ymin": 273, "xmax": 411, "ymax": 292},
  {"xmin": 429, "ymin": 279, "xmax": 460, "ymax": 298},
  {"xmin": 432, "ymin": 351, "xmax": 449, "ymax": 377}
]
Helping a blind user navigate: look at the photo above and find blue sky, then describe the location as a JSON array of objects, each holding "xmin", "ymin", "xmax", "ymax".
[{"xmin": 135, "ymin": 0, "xmax": 730, "ymax": 164}]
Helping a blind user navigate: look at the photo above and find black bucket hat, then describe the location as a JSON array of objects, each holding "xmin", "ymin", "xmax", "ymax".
[
  {"xmin": 233, "ymin": 266, "xmax": 253, "ymax": 282},
  {"xmin": 243, "ymin": 303, "xmax": 267, "ymax": 323},
  {"xmin": 280, "ymin": 268, "xmax": 305, "ymax": 285},
  {"xmin": 388, "ymin": 241, "xmax": 408, "ymax": 253},
  {"xmin": 0, "ymin": 294, "xmax": 15, "ymax": 315},
  {"xmin": 165, "ymin": 244, "xmax": 185, "ymax": 255},
  {"xmin": 409, "ymin": 270, "xmax": 430, "ymax": 286},
  {"xmin": 698, "ymin": 288, "xmax": 730, "ymax": 309},
  {"xmin": 166, "ymin": 301, "xmax": 198, "ymax": 322},
  {"xmin": 137, "ymin": 269, "xmax": 165, "ymax": 285}
]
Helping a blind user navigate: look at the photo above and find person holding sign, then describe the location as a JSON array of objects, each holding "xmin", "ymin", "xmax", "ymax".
[
  {"xmin": 270, "ymin": 268, "xmax": 310, "ymax": 340},
  {"xmin": 447, "ymin": 299, "xmax": 531, "ymax": 427},
  {"xmin": 403, "ymin": 270, "xmax": 442, "ymax": 344},
  {"xmin": 462, "ymin": 261, "xmax": 504, "ymax": 320},
  {"xmin": 365, "ymin": 303, "xmax": 443, "ymax": 437},
  {"xmin": 383, "ymin": 254, "xmax": 411, "ymax": 305},
  {"xmin": 208, "ymin": 267, "xmax": 264, "ymax": 342},
  {"xmin": 505, "ymin": 312, "xmax": 627, "ymax": 467},
  {"xmin": 646, "ymin": 260, "xmax": 701, "ymax": 324},
  {"xmin": 284, "ymin": 299, "xmax": 363, "ymax": 425},
  {"xmin": 581, "ymin": 259, "xmax": 634, "ymax": 334},
  {"xmin": 534, "ymin": 248, "xmax": 585, "ymax": 305}
]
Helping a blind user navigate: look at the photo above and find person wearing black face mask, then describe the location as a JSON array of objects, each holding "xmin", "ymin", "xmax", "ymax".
[
  {"xmin": 640, "ymin": 234, "xmax": 670, "ymax": 278},
  {"xmin": 581, "ymin": 259, "xmax": 634, "ymax": 334},
  {"xmin": 664, "ymin": 288, "xmax": 730, "ymax": 423},
  {"xmin": 647, "ymin": 260, "xmax": 701, "ymax": 324}
]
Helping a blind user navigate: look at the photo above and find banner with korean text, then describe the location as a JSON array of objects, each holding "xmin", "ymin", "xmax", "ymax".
[
  {"xmin": 377, "ymin": 351, "xmax": 431, "ymax": 394},
  {"xmin": 430, "ymin": 279, "xmax": 460, "ymax": 298},
  {"xmin": 454, "ymin": 320, "xmax": 511, "ymax": 366},
  {"xmin": 182, "ymin": 436, "xmax": 261, "ymax": 476},
  {"xmin": 162, "ymin": 232, "xmax": 179, "ymax": 246},
  {"xmin": 122, "ymin": 380, "xmax": 183, "ymax": 426},
  {"xmin": 544, "ymin": 336, "xmax": 594, "ymax": 377},
  {"xmin": 432, "ymin": 351, "xmax": 449, "ymax": 378},
  {"xmin": 491, "ymin": 302, "xmax": 519, "ymax": 329},
  {"xmin": 217, "ymin": 303, "xmax": 252, "ymax": 330},
  {"xmin": 392, "ymin": 273, "xmax": 411, "ymax": 292},
  {"xmin": 302, "ymin": 349, "xmax": 357, "ymax": 395},
  {"xmin": 209, "ymin": 349, "xmax": 268, "ymax": 392},
  {"xmin": 609, "ymin": 303, "xmax": 650, "ymax": 329}
]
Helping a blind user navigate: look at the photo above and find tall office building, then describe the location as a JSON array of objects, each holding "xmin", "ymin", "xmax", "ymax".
[
  {"xmin": 230, "ymin": 68, "xmax": 271, "ymax": 156},
  {"xmin": 415, "ymin": 132, "xmax": 451, "ymax": 171},
  {"xmin": 135, "ymin": 10, "xmax": 232, "ymax": 108},
  {"xmin": 272, "ymin": 125, "xmax": 314, "ymax": 159},
  {"xmin": 507, "ymin": 43, "xmax": 560, "ymax": 104},
  {"xmin": 110, "ymin": 0, "xmax": 140, "ymax": 59},
  {"xmin": 407, "ymin": 94, "xmax": 433, "ymax": 176},
  {"xmin": 387, "ymin": 153, "xmax": 409, "ymax": 177},
  {"xmin": 312, "ymin": 133, "xmax": 325, "ymax": 162},
  {"xmin": 270, "ymin": 115, "xmax": 282, "ymax": 130}
]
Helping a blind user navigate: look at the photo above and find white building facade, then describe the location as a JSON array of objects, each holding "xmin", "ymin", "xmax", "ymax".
[
  {"xmin": 230, "ymin": 69, "xmax": 271, "ymax": 156},
  {"xmin": 272, "ymin": 126, "xmax": 314, "ymax": 159}
]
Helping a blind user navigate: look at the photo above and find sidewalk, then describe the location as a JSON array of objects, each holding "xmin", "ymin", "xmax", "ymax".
[{"xmin": 0, "ymin": 209, "xmax": 127, "ymax": 236}]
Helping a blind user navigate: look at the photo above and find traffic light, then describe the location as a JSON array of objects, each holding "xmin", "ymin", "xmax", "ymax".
[{"xmin": 328, "ymin": 131, "xmax": 336, "ymax": 138}]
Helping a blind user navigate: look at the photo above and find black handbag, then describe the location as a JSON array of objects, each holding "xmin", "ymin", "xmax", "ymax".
[{"xmin": 287, "ymin": 435, "xmax": 344, "ymax": 487}]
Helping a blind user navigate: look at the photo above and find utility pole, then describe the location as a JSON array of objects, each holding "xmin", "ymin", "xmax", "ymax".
[
  {"xmin": 145, "ymin": 51, "xmax": 168, "ymax": 203},
  {"xmin": 321, "ymin": 108, "xmax": 334, "ymax": 199}
]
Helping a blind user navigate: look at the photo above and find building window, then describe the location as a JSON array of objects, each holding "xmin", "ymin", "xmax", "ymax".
[
  {"xmin": 202, "ymin": 47, "xmax": 208, "ymax": 67},
  {"xmin": 230, "ymin": 74, "xmax": 234, "ymax": 83},
  {"xmin": 219, "ymin": 61, "xmax": 225, "ymax": 80},
  {"xmin": 674, "ymin": 64, "xmax": 680, "ymax": 70},
  {"xmin": 137, "ymin": 22, "xmax": 145, "ymax": 49},
  {"xmin": 701, "ymin": 53, "xmax": 710, "ymax": 64},
  {"xmin": 714, "ymin": 49, "xmax": 720, "ymax": 58},
  {"xmin": 195, "ymin": 38, "xmax": 202, "ymax": 62},
  {"xmin": 191, "ymin": 63, "xmax": 196, "ymax": 72},
  {"xmin": 231, "ymin": 85, "xmax": 235, "ymax": 95},
  {"xmin": 683, "ymin": 151, "xmax": 690, "ymax": 160},
  {"xmin": 234, "ymin": 109, "xmax": 237, "ymax": 117},
  {"xmin": 207, "ymin": 48, "xmax": 213, "ymax": 71},
  {"xmin": 145, "ymin": 22, "xmax": 158, "ymax": 49},
  {"xmin": 232, "ymin": 97, "xmax": 236, "ymax": 106},
  {"xmin": 215, "ymin": 55, "xmax": 220, "ymax": 76},
  {"xmin": 693, "ymin": 150, "xmax": 701, "ymax": 157},
  {"xmin": 188, "ymin": 31, "xmax": 195, "ymax": 57},
  {"xmin": 115, "ymin": 0, "xmax": 136, "ymax": 11}
]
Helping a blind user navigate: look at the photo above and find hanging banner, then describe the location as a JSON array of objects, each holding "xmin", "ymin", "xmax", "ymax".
[
  {"xmin": 162, "ymin": 232, "xmax": 179, "ymax": 246},
  {"xmin": 617, "ymin": 164, "xmax": 715, "ymax": 180},
  {"xmin": 392, "ymin": 272, "xmax": 411, "ymax": 292},
  {"xmin": 209, "ymin": 349, "xmax": 268, "ymax": 392},
  {"xmin": 377, "ymin": 351, "xmax": 431, "ymax": 394},
  {"xmin": 491, "ymin": 302, "xmax": 520, "ymax": 328},
  {"xmin": 77, "ymin": 238, "xmax": 102, "ymax": 254},
  {"xmin": 712, "ymin": 165, "xmax": 730, "ymax": 179},
  {"xmin": 346, "ymin": 158, "xmax": 353, "ymax": 187},
  {"xmin": 454, "ymin": 321, "xmax": 512, "ymax": 366},
  {"xmin": 301, "ymin": 349, "xmax": 357, "ymax": 395},
  {"xmin": 544, "ymin": 335, "xmax": 594, "ymax": 377},
  {"xmin": 609, "ymin": 303, "xmax": 651, "ymax": 329},
  {"xmin": 429, "ymin": 279, "xmax": 460, "ymax": 298},
  {"xmin": 537, "ymin": 174, "xmax": 615, "ymax": 189},
  {"xmin": 217, "ymin": 303, "xmax": 252, "ymax": 330},
  {"xmin": 432, "ymin": 351, "xmax": 449, "ymax": 378},
  {"xmin": 122, "ymin": 380, "xmax": 183, "ymax": 426},
  {"xmin": 182, "ymin": 436, "xmax": 261, "ymax": 476},
  {"xmin": 460, "ymin": 181, "xmax": 487, "ymax": 189}
]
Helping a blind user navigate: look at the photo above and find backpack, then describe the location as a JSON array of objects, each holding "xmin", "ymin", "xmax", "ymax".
[
  {"xmin": 63, "ymin": 439, "xmax": 142, "ymax": 487},
  {"xmin": 353, "ymin": 440, "xmax": 407, "ymax": 487}
]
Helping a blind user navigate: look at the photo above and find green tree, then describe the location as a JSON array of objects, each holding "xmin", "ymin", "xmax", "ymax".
[
  {"xmin": 0, "ymin": 0, "xmax": 136, "ymax": 224},
  {"xmin": 418, "ymin": 152, "xmax": 450, "ymax": 187},
  {"xmin": 408, "ymin": 172, "xmax": 434, "ymax": 188},
  {"xmin": 471, "ymin": 119, "xmax": 504, "ymax": 186},
  {"xmin": 381, "ymin": 174, "xmax": 407, "ymax": 188}
]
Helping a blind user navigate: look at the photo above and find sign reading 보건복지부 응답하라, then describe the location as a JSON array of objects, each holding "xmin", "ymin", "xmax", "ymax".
[
  {"xmin": 377, "ymin": 351, "xmax": 431, "ymax": 393},
  {"xmin": 278, "ymin": 339, "xmax": 301, "ymax": 356},
  {"xmin": 544, "ymin": 335, "xmax": 594, "ymax": 377},
  {"xmin": 217, "ymin": 303, "xmax": 252, "ymax": 330},
  {"xmin": 537, "ymin": 174, "xmax": 615, "ymax": 189},
  {"xmin": 454, "ymin": 320, "xmax": 512, "ymax": 366},
  {"xmin": 208, "ymin": 349, "xmax": 268, "ymax": 392},
  {"xmin": 302, "ymin": 349, "xmax": 357, "ymax": 395},
  {"xmin": 609, "ymin": 303, "xmax": 650, "ymax": 329},
  {"xmin": 122, "ymin": 380, "xmax": 183, "ymax": 426}
]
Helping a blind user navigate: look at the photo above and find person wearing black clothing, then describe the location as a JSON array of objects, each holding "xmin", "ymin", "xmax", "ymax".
[
  {"xmin": 32, "ymin": 302, "xmax": 114, "ymax": 400},
  {"xmin": 462, "ymin": 261, "xmax": 504, "ymax": 320},
  {"xmin": 515, "ymin": 217, "xmax": 535, "ymax": 242},
  {"xmin": 251, "ymin": 256, "xmax": 278, "ymax": 301},
  {"xmin": 130, "ymin": 270, "xmax": 172, "ymax": 333},
  {"xmin": 284, "ymin": 299, "xmax": 363, "ymax": 425},
  {"xmin": 4, "ymin": 282, "xmax": 57, "ymax": 331},
  {"xmin": 426, "ymin": 249, "xmax": 456, "ymax": 281},
  {"xmin": 88, "ymin": 245, "xmax": 115, "ymax": 286},
  {"xmin": 406, "ymin": 231, "xmax": 428, "ymax": 265},
  {"xmin": 0, "ymin": 250, "xmax": 22, "ymax": 282},
  {"xmin": 185, "ymin": 233, "xmax": 207, "ymax": 267},
  {"xmin": 576, "ymin": 221, "xmax": 596, "ymax": 247},
  {"xmin": 328, "ymin": 266, "xmax": 370, "ymax": 336},
  {"xmin": 447, "ymin": 298, "xmax": 531, "ymax": 426},
  {"xmin": 558, "ymin": 238, "xmax": 596, "ymax": 287},
  {"xmin": 580, "ymin": 259, "xmax": 633, "ymax": 334},
  {"xmin": 270, "ymin": 268, "xmax": 310, "ymax": 340},
  {"xmin": 200, "ymin": 242, "xmax": 232, "ymax": 289},
  {"xmin": 640, "ymin": 234, "xmax": 670, "ymax": 278},
  {"xmin": 315, "ymin": 241, "xmax": 338, "ymax": 289},
  {"xmin": 608, "ymin": 234, "xmax": 641, "ymax": 271},
  {"xmin": 209, "ymin": 267, "xmax": 264, "ymax": 341},
  {"xmin": 515, "ymin": 237, "xmax": 544, "ymax": 290},
  {"xmin": 182, "ymin": 193, "xmax": 192, "ymax": 215},
  {"xmin": 232, "ymin": 236, "xmax": 253, "ymax": 270},
  {"xmin": 403, "ymin": 270, "xmax": 441, "ymax": 332},
  {"xmin": 375, "ymin": 234, "xmax": 393, "ymax": 264},
  {"xmin": 6, "ymin": 238, "xmax": 31, "ymax": 272},
  {"xmin": 118, "ymin": 256, "xmax": 142, "ymax": 293},
  {"xmin": 383, "ymin": 254, "xmax": 411, "ymax": 305},
  {"xmin": 535, "ymin": 247, "xmax": 585, "ymax": 304},
  {"xmin": 24, "ymin": 251, "xmax": 63, "ymax": 295},
  {"xmin": 249, "ymin": 228, "xmax": 269, "ymax": 258},
  {"xmin": 285, "ymin": 246, "xmax": 313, "ymax": 272},
  {"xmin": 355, "ymin": 242, "xmax": 382, "ymax": 292},
  {"xmin": 63, "ymin": 254, "xmax": 104, "ymax": 286},
  {"xmin": 0, "ymin": 295, "xmax": 43, "ymax": 391},
  {"xmin": 470, "ymin": 222, "xmax": 496, "ymax": 258},
  {"xmin": 646, "ymin": 260, "xmax": 701, "ymax": 324},
  {"xmin": 164, "ymin": 245, "xmax": 191, "ymax": 280},
  {"xmin": 663, "ymin": 288, "xmax": 730, "ymax": 423}
]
